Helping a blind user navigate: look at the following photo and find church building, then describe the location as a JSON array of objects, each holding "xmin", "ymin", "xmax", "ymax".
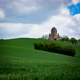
[{"xmin": 48, "ymin": 27, "xmax": 60, "ymax": 40}]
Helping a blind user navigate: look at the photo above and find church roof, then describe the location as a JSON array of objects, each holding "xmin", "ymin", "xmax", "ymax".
[{"xmin": 51, "ymin": 27, "xmax": 57, "ymax": 31}]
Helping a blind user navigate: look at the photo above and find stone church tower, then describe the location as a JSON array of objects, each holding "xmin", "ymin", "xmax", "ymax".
[{"xmin": 48, "ymin": 27, "xmax": 60, "ymax": 40}]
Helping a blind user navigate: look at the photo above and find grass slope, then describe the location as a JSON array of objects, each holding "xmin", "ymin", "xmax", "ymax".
[{"xmin": 0, "ymin": 38, "xmax": 80, "ymax": 80}]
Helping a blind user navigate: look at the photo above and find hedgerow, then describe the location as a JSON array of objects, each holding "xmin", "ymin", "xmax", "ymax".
[
  {"xmin": 34, "ymin": 42, "xmax": 43, "ymax": 50},
  {"xmin": 34, "ymin": 40, "xmax": 62, "ymax": 53},
  {"xmin": 61, "ymin": 45, "xmax": 76, "ymax": 56},
  {"xmin": 33, "ymin": 40, "xmax": 76, "ymax": 57}
]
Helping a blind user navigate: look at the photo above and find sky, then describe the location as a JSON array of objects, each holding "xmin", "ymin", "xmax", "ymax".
[{"xmin": 0, "ymin": 0, "xmax": 80, "ymax": 39}]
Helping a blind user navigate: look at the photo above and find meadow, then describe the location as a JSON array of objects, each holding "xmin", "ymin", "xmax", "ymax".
[{"xmin": 0, "ymin": 38, "xmax": 80, "ymax": 80}]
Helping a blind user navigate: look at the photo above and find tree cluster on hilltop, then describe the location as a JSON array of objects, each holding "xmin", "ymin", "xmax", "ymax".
[{"xmin": 41, "ymin": 35, "xmax": 80, "ymax": 46}]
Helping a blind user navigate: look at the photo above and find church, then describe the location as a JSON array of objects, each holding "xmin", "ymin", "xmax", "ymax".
[{"xmin": 48, "ymin": 27, "xmax": 60, "ymax": 40}]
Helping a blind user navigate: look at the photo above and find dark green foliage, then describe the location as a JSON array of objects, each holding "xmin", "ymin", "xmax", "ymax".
[
  {"xmin": 48, "ymin": 42, "xmax": 62, "ymax": 53},
  {"xmin": 70, "ymin": 38, "xmax": 78, "ymax": 44},
  {"xmin": 61, "ymin": 45, "xmax": 76, "ymax": 56},
  {"xmin": 48, "ymin": 42, "xmax": 57, "ymax": 52},
  {"xmin": 61, "ymin": 38, "xmax": 65, "ymax": 41},
  {"xmin": 34, "ymin": 40, "xmax": 76, "ymax": 57},
  {"xmin": 43, "ymin": 41, "xmax": 49, "ymax": 51},
  {"xmin": 60, "ymin": 36, "xmax": 70, "ymax": 42},
  {"xmin": 54, "ymin": 38, "xmax": 56, "ymax": 40},
  {"xmin": 34, "ymin": 42, "xmax": 39, "ymax": 49},
  {"xmin": 34, "ymin": 40, "xmax": 62, "ymax": 54},
  {"xmin": 34, "ymin": 42, "xmax": 43, "ymax": 50},
  {"xmin": 78, "ymin": 39, "xmax": 80, "ymax": 42}
]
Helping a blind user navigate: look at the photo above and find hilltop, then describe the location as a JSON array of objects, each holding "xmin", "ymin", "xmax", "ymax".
[{"xmin": 0, "ymin": 38, "xmax": 80, "ymax": 80}]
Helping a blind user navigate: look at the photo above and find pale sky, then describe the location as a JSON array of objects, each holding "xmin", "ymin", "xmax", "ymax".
[{"xmin": 0, "ymin": 0, "xmax": 80, "ymax": 39}]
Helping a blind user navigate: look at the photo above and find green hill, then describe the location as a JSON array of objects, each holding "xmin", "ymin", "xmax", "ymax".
[{"xmin": 0, "ymin": 38, "xmax": 80, "ymax": 80}]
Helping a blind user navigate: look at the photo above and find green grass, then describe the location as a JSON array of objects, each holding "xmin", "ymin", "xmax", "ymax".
[{"xmin": 0, "ymin": 38, "xmax": 80, "ymax": 80}]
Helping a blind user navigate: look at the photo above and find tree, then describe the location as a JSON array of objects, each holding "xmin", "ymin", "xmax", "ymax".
[
  {"xmin": 42, "ymin": 34, "xmax": 49, "ymax": 40},
  {"xmin": 61, "ymin": 36, "xmax": 70, "ymax": 42},
  {"xmin": 78, "ymin": 39, "xmax": 80, "ymax": 42},
  {"xmin": 70, "ymin": 38, "xmax": 78, "ymax": 44},
  {"xmin": 78, "ymin": 39, "xmax": 80, "ymax": 46},
  {"xmin": 60, "ymin": 36, "xmax": 63, "ymax": 40}
]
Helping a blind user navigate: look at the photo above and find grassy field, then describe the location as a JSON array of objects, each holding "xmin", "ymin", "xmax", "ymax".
[{"xmin": 0, "ymin": 38, "xmax": 80, "ymax": 80}]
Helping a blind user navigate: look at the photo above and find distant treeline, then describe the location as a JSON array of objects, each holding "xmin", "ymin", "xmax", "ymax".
[{"xmin": 41, "ymin": 35, "xmax": 80, "ymax": 46}]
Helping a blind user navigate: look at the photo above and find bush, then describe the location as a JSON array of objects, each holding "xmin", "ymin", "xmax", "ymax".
[
  {"xmin": 61, "ymin": 45, "xmax": 76, "ymax": 56},
  {"xmin": 34, "ymin": 41, "xmax": 76, "ymax": 57},
  {"xmin": 53, "ymin": 44, "xmax": 62, "ymax": 53},
  {"xmin": 48, "ymin": 42, "xmax": 62, "ymax": 53},
  {"xmin": 34, "ymin": 40, "xmax": 62, "ymax": 53},
  {"xmin": 43, "ymin": 41, "xmax": 49, "ymax": 51},
  {"xmin": 48, "ymin": 42, "xmax": 56, "ymax": 52},
  {"xmin": 34, "ymin": 42, "xmax": 43, "ymax": 50}
]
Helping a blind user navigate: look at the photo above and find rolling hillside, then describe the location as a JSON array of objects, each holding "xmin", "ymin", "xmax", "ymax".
[{"xmin": 0, "ymin": 38, "xmax": 80, "ymax": 80}]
